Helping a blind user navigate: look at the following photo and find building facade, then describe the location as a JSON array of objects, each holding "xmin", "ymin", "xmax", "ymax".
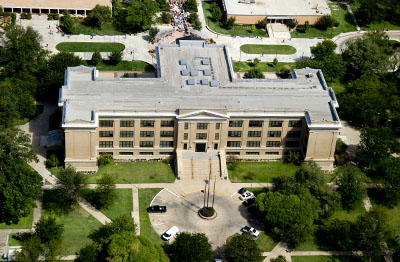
[{"xmin": 59, "ymin": 41, "xmax": 341, "ymax": 173}]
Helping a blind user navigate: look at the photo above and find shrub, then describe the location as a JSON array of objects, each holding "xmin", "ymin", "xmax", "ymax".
[
  {"xmin": 315, "ymin": 15, "xmax": 337, "ymax": 30},
  {"xmin": 20, "ymin": 13, "xmax": 32, "ymax": 20},
  {"xmin": 108, "ymin": 50, "xmax": 122, "ymax": 65},
  {"xmin": 199, "ymin": 207, "xmax": 215, "ymax": 217},
  {"xmin": 210, "ymin": 2, "xmax": 222, "ymax": 21},
  {"xmin": 161, "ymin": 12, "xmax": 171, "ymax": 24},
  {"xmin": 244, "ymin": 68, "xmax": 264, "ymax": 79},
  {"xmin": 46, "ymin": 154, "xmax": 59, "ymax": 168},
  {"xmin": 184, "ymin": 0, "xmax": 198, "ymax": 12},
  {"xmin": 251, "ymin": 24, "xmax": 256, "ymax": 33},
  {"xmin": 296, "ymin": 21, "xmax": 310, "ymax": 33},
  {"xmin": 273, "ymin": 57, "xmax": 278, "ymax": 66},
  {"xmin": 148, "ymin": 27, "xmax": 160, "ymax": 43},
  {"xmin": 286, "ymin": 152, "xmax": 302, "ymax": 165},
  {"xmin": 47, "ymin": 13, "xmax": 59, "ymax": 20},
  {"xmin": 91, "ymin": 50, "xmax": 102, "ymax": 65},
  {"xmin": 98, "ymin": 153, "xmax": 113, "ymax": 166},
  {"xmin": 285, "ymin": 19, "xmax": 298, "ymax": 29},
  {"xmin": 256, "ymin": 19, "xmax": 266, "ymax": 29},
  {"xmin": 280, "ymin": 65, "xmax": 291, "ymax": 78},
  {"xmin": 225, "ymin": 17, "xmax": 235, "ymax": 29}
]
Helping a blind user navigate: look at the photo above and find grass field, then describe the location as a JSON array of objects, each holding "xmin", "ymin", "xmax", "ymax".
[
  {"xmin": 69, "ymin": 18, "xmax": 125, "ymax": 35},
  {"xmin": 228, "ymin": 162, "xmax": 299, "ymax": 183},
  {"xmin": 233, "ymin": 62, "xmax": 296, "ymax": 73},
  {"xmin": 42, "ymin": 190, "xmax": 102, "ymax": 256},
  {"xmin": 291, "ymin": 3, "xmax": 357, "ymax": 38},
  {"xmin": 202, "ymin": 2, "xmax": 268, "ymax": 37},
  {"xmin": 330, "ymin": 201, "xmax": 365, "ymax": 222},
  {"xmin": 295, "ymin": 236, "xmax": 326, "ymax": 251},
  {"xmin": 56, "ymin": 42, "xmax": 125, "ymax": 52},
  {"xmin": 368, "ymin": 189, "xmax": 400, "ymax": 233},
  {"xmin": 138, "ymin": 188, "xmax": 164, "ymax": 245},
  {"xmin": 0, "ymin": 210, "xmax": 33, "ymax": 229},
  {"xmin": 256, "ymin": 232, "xmax": 277, "ymax": 252},
  {"xmin": 86, "ymin": 162, "xmax": 175, "ymax": 184},
  {"xmin": 93, "ymin": 61, "xmax": 155, "ymax": 72},
  {"xmin": 292, "ymin": 256, "xmax": 361, "ymax": 262},
  {"xmin": 8, "ymin": 233, "xmax": 22, "ymax": 246},
  {"xmin": 240, "ymin": 44, "xmax": 296, "ymax": 55}
]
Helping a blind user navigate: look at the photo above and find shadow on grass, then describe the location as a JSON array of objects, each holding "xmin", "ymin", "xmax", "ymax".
[{"xmin": 42, "ymin": 190, "xmax": 71, "ymax": 216}]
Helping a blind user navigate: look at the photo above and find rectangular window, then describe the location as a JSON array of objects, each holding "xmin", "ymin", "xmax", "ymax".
[
  {"xmin": 99, "ymin": 152, "xmax": 113, "ymax": 155},
  {"xmin": 196, "ymin": 133, "xmax": 207, "ymax": 140},
  {"xmin": 140, "ymin": 131, "xmax": 154, "ymax": 137},
  {"xmin": 140, "ymin": 152, "xmax": 153, "ymax": 155},
  {"xmin": 160, "ymin": 131, "xmax": 174, "ymax": 137},
  {"xmin": 140, "ymin": 141, "xmax": 154, "ymax": 147},
  {"xmin": 120, "ymin": 131, "xmax": 134, "ymax": 137},
  {"xmin": 227, "ymin": 141, "xmax": 241, "ymax": 147},
  {"xmin": 248, "ymin": 131, "xmax": 261, "ymax": 137},
  {"xmin": 269, "ymin": 121, "xmax": 283, "ymax": 127},
  {"xmin": 228, "ymin": 131, "xmax": 242, "ymax": 137},
  {"xmin": 226, "ymin": 152, "xmax": 240, "ymax": 155},
  {"xmin": 119, "ymin": 141, "xmax": 133, "ymax": 148},
  {"xmin": 197, "ymin": 123, "xmax": 208, "ymax": 130},
  {"xmin": 214, "ymin": 143, "xmax": 218, "ymax": 150},
  {"xmin": 183, "ymin": 143, "xmax": 188, "ymax": 150},
  {"xmin": 184, "ymin": 122, "xmax": 189, "ymax": 129},
  {"xmin": 247, "ymin": 141, "xmax": 260, "ymax": 147},
  {"xmin": 286, "ymin": 141, "xmax": 300, "ymax": 147},
  {"xmin": 119, "ymin": 152, "xmax": 133, "ymax": 155},
  {"xmin": 99, "ymin": 131, "xmax": 113, "ymax": 137},
  {"xmin": 216, "ymin": 123, "xmax": 220, "ymax": 129},
  {"xmin": 229, "ymin": 120, "xmax": 243, "ymax": 127},
  {"xmin": 246, "ymin": 152, "xmax": 259, "ymax": 155},
  {"xmin": 183, "ymin": 133, "xmax": 188, "ymax": 140},
  {"xmin": 140, "ymin": 120, "xmax": 154, "ymax": 127},
  {"xmin": 249, "ymin": 121, "xmax": 263, "ymax": 127},
  {"xmin": 160, "ymin": 141, "xmax": 174, "ymax": 147},
  {"xmin": 288, "ymin": 120, "xmax": 302, "ymax": 127},
  {"xmin": 120, "ymin": 120, "xmax": 134, "ymax": 127},
  {"xmin": 266, "ymin": 141, "xmax": 281, "ymax": 147},
  {"xmin": 266, "ymin": 152, "xmax": 279, "ymax": 155},
  {"xmin": 268, "ymin": 131, "xmax": 281, "ymax": 137},
  {"xmin": 161, "ymin": 120, "xmax": 174, "ymax": 127},
  {"xmin": 287, "ymin": 131, "xmax": 301, "ymax": 138},
  {"xmin": 99, "ymin": 141, "xmax": 113, "ymax": 148},
  {"xmin": 160, "ymin": 152, "xmax": 173, "ymax": 155},
  {"xmin": 215, "ymin": 133, "xmax": 219, "ymax": 140},
  {"xmin": 99, "ymin": 120, "xmax": 113, "ymax": 127}
]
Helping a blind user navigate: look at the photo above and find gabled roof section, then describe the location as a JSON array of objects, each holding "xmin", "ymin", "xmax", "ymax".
[{"xmin": 177, "ymin": 110, "xmax": 229, "ymax": 120}]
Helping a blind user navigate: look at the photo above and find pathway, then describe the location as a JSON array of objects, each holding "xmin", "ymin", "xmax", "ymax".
[
  {"xmin": 345, "ymin": 2, "xmax": 361, "ymax": 31},
  {"xmin": 264, "ymin": 242, "xmax": 291, "ymax": 262}
]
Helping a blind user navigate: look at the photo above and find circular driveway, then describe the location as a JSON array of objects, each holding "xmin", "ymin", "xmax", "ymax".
[{"xmin": 149, "ymin": 189, "xmax": 261, "ymax": 247}]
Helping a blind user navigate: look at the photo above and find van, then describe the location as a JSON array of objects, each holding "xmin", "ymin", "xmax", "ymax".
[{"xmin": 161, "ymin": 226, "xmax": 179, "ymax": 241}]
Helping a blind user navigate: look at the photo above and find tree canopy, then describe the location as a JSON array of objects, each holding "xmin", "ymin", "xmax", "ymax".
[
  {"xmin": 55, "ymin": 166, "xmax": 88, "ymax": 210},
  {"xmin": 223, "ymin": 234, "xmax": 262, "ymax": 262},
  {"xmin": 335, "ymin": 165, "xmax": 366, "ymax": 210},
  {"xmin": 164, "ymin": 232, "xmax": 213, "ymax": 262}
]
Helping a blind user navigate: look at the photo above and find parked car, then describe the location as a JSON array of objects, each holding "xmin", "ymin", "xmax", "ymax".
[
  {"xmin": 239, "ymin": 191, "xmax": 254, "ymax": 201},
  {"xmin": 240, "ymin": 226, "xmax": 260, "ymax": 237},
  {"xmin": 162, "ymin": 226, "xmax": 179, "ymax": 241},
  {"xmin": 238, "ymin": 188, "xmax": 247, "ymax": 194},
  {"xmin": 243, "ymin": 197, "xmax": 255, "ymax": 206},
  {"xmin": 147, "ymin": 205, "xmax": 167, "ymax": 213}
]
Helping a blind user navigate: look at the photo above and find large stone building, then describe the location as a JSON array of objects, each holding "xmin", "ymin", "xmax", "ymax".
[
  {"xmin": 222, "ymin": 0, "xmax": 331, "ymax": 24},
  {"xmin": 0, "ymin": 0, "xmax": 111, "ymax": 16},
  {"xmin": 59, "ymin": 41, "xmax": 341, "ymax": 177}
]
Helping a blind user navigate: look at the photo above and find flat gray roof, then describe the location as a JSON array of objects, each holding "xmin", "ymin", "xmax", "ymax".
[{"xmin": 60, "ymin": 41, "xmax": 340, "ymax": 129}]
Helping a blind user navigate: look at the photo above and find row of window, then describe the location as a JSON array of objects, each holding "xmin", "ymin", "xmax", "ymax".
[
  {"xmin": 102, "ymin": 152, "xmax": 173, "ymax": 156},
  {"xmin": 100, "ymin": 120, "xmax": 303, "ymax": 129},
  {"xmin": 228, "ymin": 131, "xmax": 300, "ymax": 138},
  {"xmin": 227, "ymin": 152, "xmax": 280, "ymax": 155},
  {"xmin": 100, "ymin": 120, "xmax": 175, "ymax": 128},
  {"xmin": 99, "ymin": 131, "xmax": 174, "ymax": 138},
  {"xmin": 227, "ymin": 141, "xmax": 300, "ymax": 148},
  {"xmin": 99, "ymin": 141, "xmax": 174, "ymax": 148}
]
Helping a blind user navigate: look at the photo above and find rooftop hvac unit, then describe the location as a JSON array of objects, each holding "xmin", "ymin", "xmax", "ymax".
[{"xmin": 250, "ymin": 0, "xmax": 255, "ymax": 4}]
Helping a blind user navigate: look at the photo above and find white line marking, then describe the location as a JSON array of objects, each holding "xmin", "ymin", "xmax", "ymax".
[
  {"xmin": 231, "ymin": 192, "xmax": 238, "ymax": 197},
  {"xmin": 165, "ymin": 188, "xmax": 180, "ymax": 198},
  {"xmin": 150, "ymin": 188, "xmax": 166, "ymax": 206}
]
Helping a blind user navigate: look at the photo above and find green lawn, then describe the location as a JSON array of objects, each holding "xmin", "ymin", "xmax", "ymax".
[
  {"xmin": 233, "ymin": 62, "xmax": 296, "ymax": 73},
  {"xmin": 256, "ymin": 232, "xmax": 277, "ymax": 252},
  {"xmin": 69, "ymin": 18, "xmax": 125, "ymax": 35},
  {"xmin": 86, "ymin": 162, "xmax": 175, "ymax": 184},
  {"xmin": 0, "ymin": 209, "xmax": 33, "ymax": 229},
  {"xmin": 42, "ymin": 190, "xmax": 102, "ymax": 256},
  {"xmin": 240, "ymin": 45, "xmax": 296, "ymax": 55},
  {"xmin": 330, "ymin": 201, "xmax": 365, "ymax": 222},
  {"xmin": 202, "ymin": 2, "xmax": 268, "ymax": 37},
  {"xmin": 295, "ymin": 236, "xmax": 326, "ymax": 251},
  {"xmin": 84, "ymin": 189, "xmax": 133, "ymax": 220},
  {"xmin": 228, "ymin": 162, "xmax": 299, "ymax": 183},
  {"xmin": 8, "ymin": 233, "xmax": 22, "ymax": 246},
  {"xmin": 292, "ymin": 256, "xmax": 361, "ymax": 262},
  {"xmin": 291, "ymin": 3, "xmax": 357, "ymax": 38},
  {"xmin": 368, "ymin": 190, "xmax": 400, "ymax": 234},
  {"xmin": 16, "ymin": 105, "xmax": 44, "ymax": 126},
  {"xmin": 330, "ymin": 78, "xmax": 346, "ymax": 96},
  {"xmin": 56, "ymin": 42, "xmax": 125, "ymax": 52},
  {"xmin": 138, "ymin": 188, "xmax": 163, "ymax": 245},
  {"xmin": 93, "ymin": 60, "xmax": 155, "ymax": 72}
]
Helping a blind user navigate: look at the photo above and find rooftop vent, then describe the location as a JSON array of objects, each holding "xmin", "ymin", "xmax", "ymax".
[
  {"xmin": 181, "ymin": 69, "xmax": 189, "ymax": 76},
  {"xmin": 202, "ymin": 59, "xmax": 210, "ymax": 65},
  {"xmin": 201, "ymin": 79, "xmax": 209, "ymax": 85},
  {"xmin": 203, "ymin": 69, "xmax": 211, "ymax": 76},
  {"xmin": 179, "ymin": 59, "xmax": 187, "ymax": 65},
  {"xmin": 186, "ymin": 64, "xmax": 192, "ymax": 69},
  {"xmin": 187, "ymin": 78, "xmax": 195, "ymax": 85},
  {"xmin": 190, "ymin": 69, "xmax": 199, "ymax": 76},
  {"xmin": 210, "ymin": 80, "xmax": 219, "ymax": 87}
]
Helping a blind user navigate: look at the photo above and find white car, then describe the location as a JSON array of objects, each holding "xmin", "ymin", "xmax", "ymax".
[
  {"xmin": 239, "ymin": 192, "xmax": 254, "ymax": 201},
  {"xmin": 162, "ymin": 226, "xmax": 179, "ymax": 241},
  {"xmin": 241, "ymin": 226, "xmax": 260, "ymax": 237}
]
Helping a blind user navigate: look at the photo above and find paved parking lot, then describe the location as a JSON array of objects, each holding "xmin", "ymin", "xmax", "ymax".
[{"xmin": 149, "ymin": 188, "xmax": 262, "ymax": 247}]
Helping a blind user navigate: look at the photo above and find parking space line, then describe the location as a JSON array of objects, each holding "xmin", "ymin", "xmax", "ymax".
[
  {"xmin": 231, "ymin": 192, "xmax": 237, "ymax": 197},
  {"xmin": 165, "ymin": 188, "xmax": 180, "ymax": 198}
]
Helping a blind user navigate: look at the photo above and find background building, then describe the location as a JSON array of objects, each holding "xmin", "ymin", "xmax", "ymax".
[
  {"xmin": 222, "ymin": 0, "xmax": 331, "ymax": 24},
  {"xmin": 59, "ymin": 41, "xmax": 341, "ymax": 176}
]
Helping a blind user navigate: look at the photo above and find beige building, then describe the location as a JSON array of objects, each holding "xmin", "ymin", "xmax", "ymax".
[
  {"xmin": 0, "ymin": 0, "xmax": 111, "ymax": 16},
  {"xmin": 221, "ymin": 0, "xmax": 331, "ymax": 24},
  {"xmin": 59, "ymin": 41, "xmax": 341, "ymax": 176}
]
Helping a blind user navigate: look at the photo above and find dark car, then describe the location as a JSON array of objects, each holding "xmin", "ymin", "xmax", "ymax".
[
  {"xmin": 243, "ymin": 197, "xmax": 255, "ymax": 206},
  {"xmin": 147, "ymin": 205, "xmax": 167, "ymax": 213},
  {"xmin": 238, "ymin": 188, "xmax": 247, "ymax": 194}
]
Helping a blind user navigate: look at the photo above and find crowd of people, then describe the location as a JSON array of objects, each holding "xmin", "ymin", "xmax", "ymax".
[{"xmin": 168, "ymin": 0, "xmax": 188, "ymax": 30}]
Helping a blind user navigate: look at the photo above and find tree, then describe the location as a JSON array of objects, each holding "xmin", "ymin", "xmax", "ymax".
[
  {"xmin": 310, "ymin": 40, "xmax": 337, "ymax": 60},
  {"xmin": 33, "ymin": 216, "xmax": 64, "ymax": 259},
  {"xmin": 279, "ymin": 66, "xmax": 291, "ymax": 78},
  {"xmin": 355, "ymin": 0, "xmax": 383, "ymax": 25},
  {"xmin": 315, "ymin": 15, "xmax": 337, "ymax": 30},
  {"xmin": 285, "ymin": 19, "xmax": 298, "ymax": 29},
  {"xmin": 354, "ymin": 209, "xmax": 390, "ymax": 262},
  {"xmin": 184, "ymin": 0, "xmax": 198, "ymax": 12},
  {"xmin": 55, "ymin": 166, "xmax": 87, "ymax": 210},
  {"xmin": 85, "ymin": 5, "xmax": 112, "ymax": 28},
  {"xmin": 15, "ymin": 235, "xmax": 41, "ymax": 262},
  {"xmin": 164, "ymin": 232, "xmax": 213, "ymax": 262},
  {"xmin": 253, "ymin": 58, "xmax": 260, "ymax": 67},
  {"xmin": 0, "ymin": 127, "xmax": 38, "ymax": 162},
  {"xmin": 95, "ymin": 173, "xmax": 116, "ymax": 209},
  {"xmin": 61, "ymin": 10, "xmax": 74, "ymax": 34},
  {"xmin": 335, "ymin": 165, "xmax": 365, "ymax": 210},
  {"xmin": 210, "ymin": 2, "xmax": 222, "ymax": 21},
  {"xmin": 91, "ymin": 50, "xmax": 102, "ymax": 65},
  {"xmin": 161, "ymin": 12, "xmax": 171, "ymax": 24},
  {"xmin": 46, "ymin": 154, "xmax": 59, "ymax": 168},
  {"xmin": 377, "ymin": 157, "xmax": 400, "ymax": 206},
  {"xmin": 189, "ymin": 13, "xmax": 202, "ymax": 30},
  {"xmin": 273, "ymin": 57, "xmax": 278, "ymax": 66},
  {"xmin": 270, "ymin": 256, "xmax": 287, "ymax": 262},
  {"xmin": 124, "ymin": 0, "xmax": 158, "ymax": 32},
  {"xmin": 316, "ymin": 219, "xmax": 354, "ymax": 251},
  {"xmin": 149, "ymin": 27, "xmax": 160, "ymax": 43},
  {"xmin": 244, "ymin": 68, "xmax": 264, "ymax": 79},
  {"xmin": 251, "ymin": 24, "xmax": 256, "ymax": 33},
  {"xmin": 108, "ymin": 50, "xmax": 122, "ymax": 65},
  {"xmin": 225, "ymin": 17, "xmax": 235, "ymax": 29},
  {"xmin": 223, "ymin": 234, "xmax": 262, "ymax": 262}
]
